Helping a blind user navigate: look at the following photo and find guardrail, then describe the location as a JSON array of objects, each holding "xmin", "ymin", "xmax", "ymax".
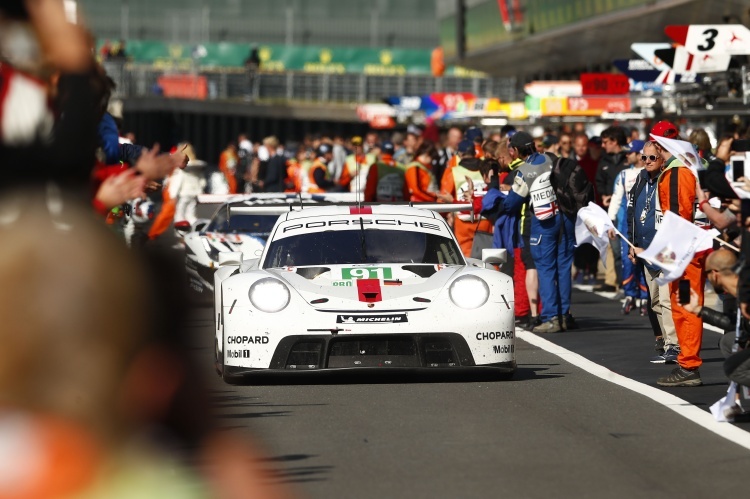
[{"xmin": 104, "ymin": 62, "xmax": 517, "ymax": 103}]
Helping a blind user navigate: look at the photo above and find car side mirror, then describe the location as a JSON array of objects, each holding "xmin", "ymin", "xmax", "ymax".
[
  {"xmin": 481, "ymin": 248, "xmax": 507, "ymax": 265},
  {"xmin": 218, "ymin": 251, "xmax": 243, "ymax": 267},
  {"xmin": 174, "ymin": 220, "xmax": 191, "ymax": 233}
]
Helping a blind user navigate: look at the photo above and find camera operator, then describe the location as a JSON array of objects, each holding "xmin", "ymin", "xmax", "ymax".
[
  {"xmin": 700, "ymin": 136, "xmax": 742, "ymax": 200},
  {"xmin": 681, "ymin": 249, "xmax": 750, "ymax": 387}
]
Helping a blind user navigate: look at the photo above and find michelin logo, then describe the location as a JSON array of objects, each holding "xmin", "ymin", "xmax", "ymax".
[{"xmin": 337, "ymin": 314, "xmax": 408, "ymax": 324}]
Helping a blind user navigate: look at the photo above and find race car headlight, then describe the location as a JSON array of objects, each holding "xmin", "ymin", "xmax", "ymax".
[
  {"xmin": 249, "ymin": 278, "xmax": 290, "ymax": 313},
  {"xmin": 449, "ymin": 275, "xmax": 489, "ymax": 310}
]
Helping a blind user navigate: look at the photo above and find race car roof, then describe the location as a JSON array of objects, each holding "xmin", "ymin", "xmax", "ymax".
[{"xmin": 280, "ymin": 205, "xmax": 443, "ymax": 222}]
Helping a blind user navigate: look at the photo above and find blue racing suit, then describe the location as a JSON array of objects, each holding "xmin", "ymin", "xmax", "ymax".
[{"xmin": 505, "ymin": 153, "xmax": 575, "ymax": 323}]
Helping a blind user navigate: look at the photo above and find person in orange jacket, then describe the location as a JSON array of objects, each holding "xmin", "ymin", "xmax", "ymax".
[
  {"xmin": 650, "ymin": 121, "xmax": 707, "ymax": 387},
  {"xmin": 440, "ymin": 139, "xmax": 494, "ymax": 256},
  {"xmin": 404, "ymin": 141, "xmax": 453, "ymax": 203},
  {"xmin": 284, "ymin": 151, "xmax": 303, "ymax": 192},
  {"xmin": 307, "ymin": 143, "xmax": 347, "ymax": 193},
  {"xmin": 440, "ymin": 127, "xmax": 485, "ymax": 196},
  {"xmin": 364, "ymin": 141, "xmax": 408, "ymax": 202},
  {"xmin": 346, "ymin": 136, "xmax": 376, "ymax": 193},
  {"xmin": 218, "ymin": 143, "xmax": 239, "ymax": 194}
]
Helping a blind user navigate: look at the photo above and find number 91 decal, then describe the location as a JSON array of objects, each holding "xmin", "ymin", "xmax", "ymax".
[{"xmin": 341, "ymin": 267, "xmax": 393, "ymax": 280}]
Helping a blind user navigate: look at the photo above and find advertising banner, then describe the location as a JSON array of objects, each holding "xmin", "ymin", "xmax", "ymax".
[{"xmin": 100, "ymin": 40, "xmax": 481, "ymax": 76}]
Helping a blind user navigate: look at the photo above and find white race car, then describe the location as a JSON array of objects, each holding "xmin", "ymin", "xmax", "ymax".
[
  {"xmin": 213, "ymin": 203, "xmax": 516, "ymax": 383},
  {"xmin": 179, "ymin": 200, "xmax": 279, "ymax": 296},
  {"xmin": 180, "ymin": 193, "xmax": 357, "ymax": 296}
]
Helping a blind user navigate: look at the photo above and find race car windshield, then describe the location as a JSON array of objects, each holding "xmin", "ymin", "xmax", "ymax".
[
  {"xmin": 264, "ymin": 229, "xmax": 463, "ymax": 267},
  {"xmin": 207, "ymin": 213, "xmax": 278, "ymax": 237}
]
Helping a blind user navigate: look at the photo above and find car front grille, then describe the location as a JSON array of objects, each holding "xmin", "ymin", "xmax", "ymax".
[{"xmin": 270, "ymin": 333, "xmax": 473, "ymax": 370}]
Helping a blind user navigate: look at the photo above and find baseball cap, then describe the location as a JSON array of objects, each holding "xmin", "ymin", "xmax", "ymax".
[
  {"xmin": 509, "ymin": 131, "xmax": 534, "ymax": 150},
  {"xmin": 464, "ymin": 126, "xmax": 483, "ymax": 143},
  {"xmin": 316, "ymin": 143, "xmax": 332, "ymax": 156},
  {"xmin": 381, "ymin": 141, "xmax": 395, "ymax": 154},
  {"xmin": 457, "ymin": 139, "xmax": 475, "ymax": 154},
  {"xmin": 625, "ymin": 139, "xmax": 645, "ymax": 154},
  {"xmin": 650, "ymin": 120, "xmax": 679, "ymax": 139},
  {"xmin": 589, "ymin": 136, "xmax": 602, "ymax": 147}
]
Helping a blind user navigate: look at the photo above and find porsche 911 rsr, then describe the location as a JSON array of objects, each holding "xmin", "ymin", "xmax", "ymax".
[
  {"xmin": 214, "ymin": 204, "xmax": 515, "ymax": 382},
  {"xmin": 181, "ymin": 193, "xmax": 358, "ymax": 297},
  {"xmin": 181, "ymin": 201, "xmax": 278, "ymax": 296}
]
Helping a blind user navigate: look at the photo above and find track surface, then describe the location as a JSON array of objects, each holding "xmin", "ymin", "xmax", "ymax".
[{"xmin": 186, "ymin": 287, "xmax": 750, "ymax": 498}]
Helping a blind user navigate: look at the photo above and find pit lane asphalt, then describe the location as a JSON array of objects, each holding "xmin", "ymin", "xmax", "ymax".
[{"xmin": 187, "ymin": 289, "xmax": 750, "ymax": 498}]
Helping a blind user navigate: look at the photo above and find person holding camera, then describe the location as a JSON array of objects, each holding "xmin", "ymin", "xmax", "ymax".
[
  {"xmin": 650, "ymin": 121, "xmax": 706, "ymax": 387},
  {"xmin": 681, "ymin": 249, "xmax": 750, "ymax": 387}
]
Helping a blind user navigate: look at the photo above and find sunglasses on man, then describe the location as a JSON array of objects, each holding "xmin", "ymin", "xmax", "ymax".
[{"xmin": 641, "ymin": 154, "xmax": 660, "ymax": 162}]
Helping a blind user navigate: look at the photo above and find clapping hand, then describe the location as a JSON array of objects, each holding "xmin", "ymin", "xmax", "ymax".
[
  {"xmin": 95, "ymin": 169, "xmax": 146, "ymax": 210},
  {"xmin": 135, "ymin": 144, "xmax": 177, "ymax": 180}
]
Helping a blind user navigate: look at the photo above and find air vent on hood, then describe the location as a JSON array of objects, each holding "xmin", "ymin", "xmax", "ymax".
[
  {"xmin": 402, "ymin": 265, "xmax": 438, "ymax": 278},
  {"xmin": 296, "ymin": 267, "xmax": 331, "ymax": 279}
]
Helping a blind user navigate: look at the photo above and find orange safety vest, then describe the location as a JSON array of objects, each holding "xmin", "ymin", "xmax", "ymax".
[
  {"xmin": 307, "ymin": 160, "xmax": 329, "ymax": 193},
  {"xmin": 364, "ymin": 161, "xmax": 407, "ymax": 202},
  {"xmin": 219, "ymin": 150, "xmax": 238, "ymax": 194},
  {"xmin": 405, "ymin": 161, "xmax": 439, "ymax": 202},
  {"xmin": 285, "ymin": 159, "xmax": 303, "ymax": 193}
]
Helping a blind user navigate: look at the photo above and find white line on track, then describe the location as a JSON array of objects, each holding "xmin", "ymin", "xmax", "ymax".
[{"xmin": 517, "ymin": 329, "xmax": 750, "ymax": 451}]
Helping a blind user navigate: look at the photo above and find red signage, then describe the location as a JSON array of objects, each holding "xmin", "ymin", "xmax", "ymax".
[
  {"xmin": 157, "ymin": 75, "xmax": 208, "ymax": 99},
  {"xmin": 369, "ymin": 115, "xmax": 396, "ymax": 129},
  {"xmin": 580, "ymin": 73, "xmax": 629, "ymax": 95},
  {"xmin": 429, "ymin": 93, "xmax": 476, "ymax": 112},
  {"xmin": 567, "ymin": 97, "xmax": 631, "ymax": 115}
]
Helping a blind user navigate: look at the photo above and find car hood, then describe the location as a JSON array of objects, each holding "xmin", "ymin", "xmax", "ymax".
[
  {"xmin": 267, "ymin": 264, "xmax": 462, "ymax": 310},
  {"xmin": 202, "ymin": 232, "xmax": 265, "ymax": 258}
]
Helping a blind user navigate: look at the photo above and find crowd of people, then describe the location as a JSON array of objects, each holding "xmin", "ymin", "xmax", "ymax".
[{"xmin": 193, "ymin": 118, "xmax": 750, "ymax": 390}]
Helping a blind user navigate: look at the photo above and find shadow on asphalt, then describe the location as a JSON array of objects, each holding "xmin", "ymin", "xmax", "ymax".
[
  {"xmin": 254, "ymin": 454, "xmax": 333, "ymax": 485},
  {"xmin": 215, "ymin": 363, "xmax": 570, "ymax": 386},
  {"xmin": 217, "ymin": 411, "xmax": 293, "ymax": 419}
]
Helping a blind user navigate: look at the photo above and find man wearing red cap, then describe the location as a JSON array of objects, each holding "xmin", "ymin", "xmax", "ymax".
[{"xmin": 650, "ymin": 120, "xmax": 707, "ymax": 387}]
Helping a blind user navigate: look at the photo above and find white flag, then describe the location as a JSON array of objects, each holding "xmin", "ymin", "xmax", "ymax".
[
  {"xmin": 710, "ymin": 382, "xmax": 740, "ymax": 422},
  {"xmin": 638, "ymin": 211, "xmax": 718, "ymax": 285},
  {"xmin": 648, "ymin": 135, "xmax": 704, "ymax": 175},
  {"xmin": 575, "ymin": 202, "xmax": 614, "ymax": 266}
]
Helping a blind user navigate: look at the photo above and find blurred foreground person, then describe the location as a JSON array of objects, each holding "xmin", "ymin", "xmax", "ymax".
[
  {"xmin": 0, "ymin": 193, "xmax": 291, "ymax": 499},
  {"xmin": 0, "ymin": 0, "xmax": 98, "ymax": 193}
]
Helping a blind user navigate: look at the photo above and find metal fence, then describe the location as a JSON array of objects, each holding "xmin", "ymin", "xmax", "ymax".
[{"xmin": 105, "ymin": 62, "xmax": 518, "ymax": 104}]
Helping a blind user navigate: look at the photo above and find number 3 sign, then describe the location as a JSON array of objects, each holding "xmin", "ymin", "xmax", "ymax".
[{"xmin": 665, "ymin": 24, "xmax": 750, "ymax": 56}]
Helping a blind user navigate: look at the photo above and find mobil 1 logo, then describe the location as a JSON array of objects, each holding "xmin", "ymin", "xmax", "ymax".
[{"xmin": 227, "ymin": 350, "xmax": 251, "ymax": 359}]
